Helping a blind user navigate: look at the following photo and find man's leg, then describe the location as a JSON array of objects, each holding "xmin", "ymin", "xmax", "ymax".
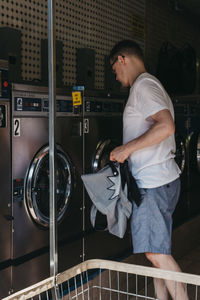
[
  {"xmin": 145, "ymin": 252, "xmax": 189, "ymax": 300},
  {"xmin": 153, "ymin": 277, "xmax": 168, "ymax": 300}
]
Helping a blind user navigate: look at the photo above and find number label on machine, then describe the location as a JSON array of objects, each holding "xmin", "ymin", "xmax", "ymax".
[{"xmin": 14, "ymin": 118, "xmax": 20, "ymax": 137}]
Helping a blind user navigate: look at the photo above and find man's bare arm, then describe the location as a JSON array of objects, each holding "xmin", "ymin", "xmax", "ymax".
[{"xmin": 110, "ymin": 109, "xmax": 175, "ymax": 163}]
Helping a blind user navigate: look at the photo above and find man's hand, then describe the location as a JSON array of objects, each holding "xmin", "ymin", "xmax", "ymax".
[{"xmin": 110, "ymin": 144, "xmax": 130, "ymax": 163}]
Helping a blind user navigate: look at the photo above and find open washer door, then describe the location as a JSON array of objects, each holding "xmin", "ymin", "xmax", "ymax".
[
  {"xmin": 88, "ymin": 138, "xmax": 119, "ymax": 231},
  {"xmin": 84, "ymin": 137, "xmax": 132, "ymax": 261},
  {"xmin": 189, "ymin": 131, "xmax": 200, "ymax": 173},
  {"xmin": 92, "ymin": 139, "xmax": 118, "ymax": 173},
  {"xmin": 175, "ymin": 133, "xmax": 186, "ymax": 174},
  {"xmin": 25, "ymin": 144, "xmax": 73, "ymax": 228}
]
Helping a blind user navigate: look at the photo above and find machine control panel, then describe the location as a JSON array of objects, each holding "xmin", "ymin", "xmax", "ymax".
[
  {"xmin": 15, "ymin": 97, "xmax": 41, "ymax": 111},
  {"xmin": 14, "ymin": 97, "xmax": 76, "ymax": 113},
  {"xmin": 43, "ymin": 99, "xmax": 74, "ymax": 112},
  {"xmin": 12, "ymin": 87, "xmax": 124, "ymax": 115},
  {"xmin": 85, "ymin": 100, "xmax": 102, "ymax": 112},
  {"xmin": 85, "ymin": 99, "xmax": 124, "ymax": 113}
]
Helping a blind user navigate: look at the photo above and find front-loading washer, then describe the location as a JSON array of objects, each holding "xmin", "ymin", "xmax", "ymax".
[
  {"xmin": 11, "ymin": 84, "xmax": 83, "ymax": 293},
  {"xmin": 83, "ymin": 95, "xmax": 132, "ymax": 261},
  {"xmin": 173, "ymin": 95, "xmax": 200, "ymax": 222}
]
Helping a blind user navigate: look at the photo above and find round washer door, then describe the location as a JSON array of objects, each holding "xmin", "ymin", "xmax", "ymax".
[
  {"xmin": 25, "ymin": 144, "xmax": 73, "ymax": 227},
  {"xmin": 90, "ymin": 139, "xmax": 118, "ymax": 231},
  {"xmin": 175, "ymin": 134, "xmax": 186, "ymax": 174},
  {"xmin": 92, "ymin": 139, "xmax": 119, "ymax": 173}
]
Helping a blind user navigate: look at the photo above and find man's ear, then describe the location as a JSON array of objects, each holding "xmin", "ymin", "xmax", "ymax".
[{"xmin": 118, "ymin": 55, "xmax": 125, "ymax": 64}]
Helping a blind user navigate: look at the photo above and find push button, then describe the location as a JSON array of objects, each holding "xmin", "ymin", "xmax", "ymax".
[{"xmin": 3, "ymin": 81, "xmax": 8, "ymax": 88}]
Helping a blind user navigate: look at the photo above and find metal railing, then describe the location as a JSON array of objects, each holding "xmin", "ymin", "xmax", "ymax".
[{"xmin": 3, "ymin": 259, "xmax": 200, "ymax": 300}]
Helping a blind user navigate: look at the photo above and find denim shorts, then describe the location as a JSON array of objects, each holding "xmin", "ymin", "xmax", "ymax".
[{"xmin": 131, "ymin": 177, "xmax": 181, "ymax": 254}]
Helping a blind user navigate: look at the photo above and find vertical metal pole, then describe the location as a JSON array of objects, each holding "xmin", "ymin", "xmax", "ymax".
[
  {"xmin": 48, "ymin": 0, "xmax": 57, "ymax": 280},
  {"xmin": 82, "ymin": 91, "xmax": 85, "ymax": 262}
]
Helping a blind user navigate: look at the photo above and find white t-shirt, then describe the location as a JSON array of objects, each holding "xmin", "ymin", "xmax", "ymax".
[{"xmin": 123, "ymin": 72, "xmax": 180, "ymax": 188}]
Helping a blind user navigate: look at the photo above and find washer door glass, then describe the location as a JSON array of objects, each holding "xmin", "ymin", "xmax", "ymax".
[
  {"xmin": 25, "ymin": 144, "xmax": 73, "ymax": 227},
  {"xmin": 92, "ymin": 139, "xmax": 118, "ymax": 173},
  {"xmin": 175, "ymin": 134, "xmax": 186, "ymax": 174}
]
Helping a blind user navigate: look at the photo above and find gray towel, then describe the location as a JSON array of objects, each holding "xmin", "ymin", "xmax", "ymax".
[{"xmin": 81, "ymin": 163, "xmax": 132, "ymax": 238}]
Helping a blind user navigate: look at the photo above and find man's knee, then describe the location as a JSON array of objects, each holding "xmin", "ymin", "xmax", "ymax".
[{"xmin": 145, "ymin": 252, "xmax": 162, "ymax": 268}]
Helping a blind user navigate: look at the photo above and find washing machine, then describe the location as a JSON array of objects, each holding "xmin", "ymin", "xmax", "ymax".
[
  {"xmin": 0, "ymin": 60, "xmax": 12, "ymax": 298},
  {"xmin": 11, "ymin": 84, "xmax": 83, "ymax": 293},
  {"xmin": 173, "ymin": 95, "xmax": 200, "ymax": 224},
  {"xmin": 83, "ymin": 95, "xmax": 132, "ymax": 261},
  {"xmin": 173, "ymin": 99, "xmax": 189, "ymax": 226}
]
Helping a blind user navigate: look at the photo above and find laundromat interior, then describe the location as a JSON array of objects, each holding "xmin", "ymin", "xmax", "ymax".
[{"xmin": 0, "ymin": 0, "xmax": 200, "ymax": 299}]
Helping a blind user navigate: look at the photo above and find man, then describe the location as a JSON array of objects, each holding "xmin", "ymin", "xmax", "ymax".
[{"xmin": 109, "ymin": 40, "xmax": 188, "ymax": 300}]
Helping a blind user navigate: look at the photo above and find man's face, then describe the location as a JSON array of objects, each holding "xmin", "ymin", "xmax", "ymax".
[{"xmin": 110, "ymin": 55, "xmax": 129, "ymax": 87}]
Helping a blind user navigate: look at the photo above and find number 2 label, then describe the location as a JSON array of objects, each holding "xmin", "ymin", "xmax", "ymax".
[{"xmin": 14, "ymin": 119, "xmax": 20, "ymax": 137}]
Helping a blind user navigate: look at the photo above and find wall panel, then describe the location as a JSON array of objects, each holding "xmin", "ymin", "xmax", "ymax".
[
  {"xmin": 0, "ymin": 0, "xmax": 145, "ymax": 89},
  {"xmin": 1, "ymin": 0, "xmax": 199, "ymax": 91},
  {"xmin": 145, "ymin": 0, "xmax": 200, "ymax": 79}
]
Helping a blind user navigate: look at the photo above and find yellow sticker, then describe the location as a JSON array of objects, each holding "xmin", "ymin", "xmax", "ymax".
[{"xmin": 72, "ymin": 91, "xmax": 82, "ymax": 106}]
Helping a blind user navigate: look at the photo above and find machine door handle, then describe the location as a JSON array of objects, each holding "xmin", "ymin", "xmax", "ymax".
[
  {"xmin": 4, "ymin": 215, "xmax": 14, "ymax": 221},
  {"xmin": 84, "ymin": 118, "xmax": 89, "ymax": 133}
]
